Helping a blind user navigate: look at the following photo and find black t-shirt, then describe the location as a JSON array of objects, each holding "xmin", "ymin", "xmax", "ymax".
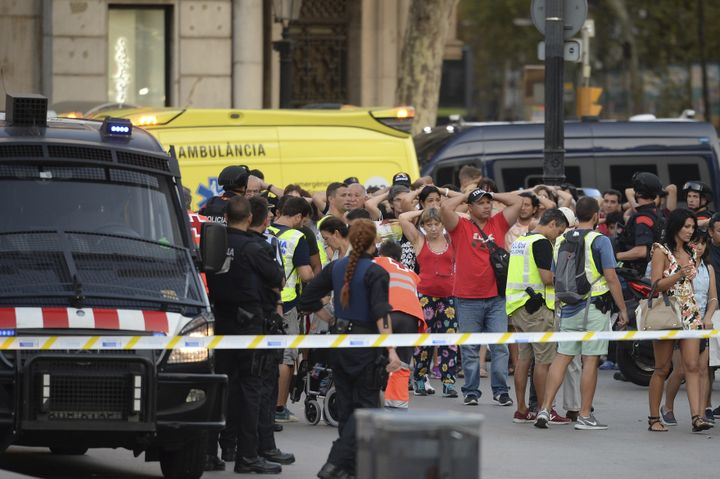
[
  {"xmin": 299, "ymin": 225, "xmax": 320, "ymax": 256},
  {"xmin": 531, "ymin": 237, "xmax": 553, "ymax": 271}
]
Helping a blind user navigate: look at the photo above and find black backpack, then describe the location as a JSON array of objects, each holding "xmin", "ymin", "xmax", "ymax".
[{"xmin": 555, "ymin": 230, "xmax": 594, "ymax": 305}]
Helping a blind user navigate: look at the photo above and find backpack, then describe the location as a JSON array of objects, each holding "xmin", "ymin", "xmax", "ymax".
[{"xmin": 554, "ymin": 230, "xmax": 594, "ymax": 305}]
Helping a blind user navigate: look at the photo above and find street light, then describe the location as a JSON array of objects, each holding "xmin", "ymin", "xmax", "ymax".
[{"xmin": 272, "ymin": 0, "xmax": 303, "ymax": 108}]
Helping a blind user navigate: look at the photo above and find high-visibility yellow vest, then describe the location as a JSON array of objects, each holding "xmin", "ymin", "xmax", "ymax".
[
  {"xmin": 553, "ymin": 230, "xmax": 610, "ymax": 301},
  {"xmin": 268, "ymin": 225, "xmax": 305, "ymax": 303},
  {"xmin": 505, "ymin": 233, "xmax": 555, "ymax": 316},
  {"xmin": 315, "ymin": 215, "xmax": 332, "ymax": 267}
]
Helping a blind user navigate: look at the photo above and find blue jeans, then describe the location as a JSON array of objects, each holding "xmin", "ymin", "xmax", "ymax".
[{"xmin": 456, "ymin": 297, "xmax": 509, "ymax": 398}]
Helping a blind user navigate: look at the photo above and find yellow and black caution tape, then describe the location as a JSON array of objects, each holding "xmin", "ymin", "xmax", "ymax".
[{"xmin": 0, "ymin": 329, "xmax": 718, "ymax": 350}]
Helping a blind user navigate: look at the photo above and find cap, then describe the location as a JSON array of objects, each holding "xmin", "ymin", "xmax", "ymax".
[
  {"xmin": 343, "ymin": 176, "xmax": 360, "ymax": 185},
  {"xmin": 392, "ymin": 172, "xmax": 411, "ymax": 187},
  {"xmin": 467, "ymin": 188, "xmax": 493, "ymax": 204},
  {"xmin": 558, "ymin": 207, "xmax": 577, "ymax": 227}
]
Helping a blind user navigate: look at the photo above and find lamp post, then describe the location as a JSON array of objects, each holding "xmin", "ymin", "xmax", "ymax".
[{"xmin": 272, "ymin": 0, "xmax": 303, "ymax": 108}]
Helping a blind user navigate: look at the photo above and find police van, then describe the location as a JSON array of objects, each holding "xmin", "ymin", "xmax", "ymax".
[
  {"xmin": 416, "ymin": 119, "xmax": 720, "ymax": 204},
  {"xmin": 0, "ymin": 94, "xmax": 226, "ymax": 479},
  {"xmin": 89, "ymin": 106, "xmax": 420, "ymax": 210}
]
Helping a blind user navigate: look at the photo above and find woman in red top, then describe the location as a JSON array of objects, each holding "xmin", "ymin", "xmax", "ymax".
[{"xmin": 399, "ymin": 207, "xmax": 458, "ymax": 398}]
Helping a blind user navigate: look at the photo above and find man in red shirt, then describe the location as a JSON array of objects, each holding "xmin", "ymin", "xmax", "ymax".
[{"xmin": 440, "ymin": 188, "xmax": 522, "ymax": 406}]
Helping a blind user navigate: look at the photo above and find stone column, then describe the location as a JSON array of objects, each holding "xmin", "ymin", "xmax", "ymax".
[{"xmin": 231, "ymin": 0, "xmax": 263, "ymax": 108}]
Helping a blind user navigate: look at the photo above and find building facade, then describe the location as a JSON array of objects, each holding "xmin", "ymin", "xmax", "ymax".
[{"xmin": 0, "ymin": 0, "xmax": 462, "ymax": 113}]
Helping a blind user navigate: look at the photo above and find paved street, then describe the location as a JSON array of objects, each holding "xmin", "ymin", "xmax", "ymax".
[{"xmin": 0, "ymin": 369, "xmax": 717, "ymax": 479}]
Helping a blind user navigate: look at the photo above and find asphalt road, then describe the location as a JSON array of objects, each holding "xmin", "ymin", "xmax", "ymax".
[{"xmin": 0, "ymin": 370, "xmax": 717, "ymax": 479}]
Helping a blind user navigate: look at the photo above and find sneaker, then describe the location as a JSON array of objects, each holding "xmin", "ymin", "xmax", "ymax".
[
  {"xmin": 549, "ymin": 408, "xmax": 571, "ymax": 425},
  {"xmin": 660, "ymin": 406, "xmax": 677, "ymax": 426},
  {"xmin": 414, "ymin": 379, "xmax": 428, "ymax": 396},
  {"xmin": 275, "ymin": 406, "xmax": 298, "ymax": 423},
  {"xmin": 424, "ymin": 377, "xmax": 436, "ymax": 395},
  {"xmin": 713, "ymin": 405, "xmax": 720, "ymax": 419},
  {"xmin": 479, "ymin": 368, "xmax": 489, "ymax": 378},
  {"xmin": 574, "ymin": 414, "xmax": 608, "ymax": 430},
  {"xmin": 463, "ymin": 395, "xmax": 479, "ymax": 406},
  {"xmin": 565, "ymin": 410, "xmax": 579, "ymax": 422},
  {"xmin": 513, "ymin": 409, "xmax": 537, "ymax": 424},
  {"xmin": 534, "ymin": 409, "xmax": 550, "ymax": 429},
  {"xmin": 442, "ymin": 383, "xmax": 458, "ymax": 398},
  {"xmin": 599, "ymin": 360, "xmax": 616, "ymax": 370},
  {"xmin": 704, "ymin": 408, "xmax": 716, "ymax": 426},
  {"xmin": 493, "ymin": 392, "xmax": 513, "ymax": 407},
  {"xmin": 431, "ymin": 366, "xmax": 442, "ymax": 379}
]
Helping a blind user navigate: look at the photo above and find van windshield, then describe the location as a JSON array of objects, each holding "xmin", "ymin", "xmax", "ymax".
[{"xmin": 0, "ymin": 165, "xmax": 203, "ymax": 310}]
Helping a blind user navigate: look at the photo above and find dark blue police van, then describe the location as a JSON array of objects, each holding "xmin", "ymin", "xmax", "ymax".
[{"xmin": 416, "ymin": 120, "xmax": 720, "ymax": 203}]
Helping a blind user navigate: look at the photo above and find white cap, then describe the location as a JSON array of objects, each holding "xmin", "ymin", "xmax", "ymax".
[{"xmin": 558, "ymin": 207, "xmax": 577, "ymax": 227}]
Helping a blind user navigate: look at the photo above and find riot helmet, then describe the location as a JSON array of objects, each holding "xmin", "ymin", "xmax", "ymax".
[
  {"xmin": 218, "ymin": 165, "xmax": 250, "ymax": 191},
  {"xmin": 632, "ymin": 172, "xmax": 663, "ymax": 199},
  {"xmin": 682, "ymin": 181, "xmax": 713, "ymax": 202}
]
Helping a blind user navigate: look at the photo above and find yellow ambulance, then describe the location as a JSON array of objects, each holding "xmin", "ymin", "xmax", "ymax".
[{"xmin": 88, "ymin": 107, "xmax": 419, "ymax": 209}]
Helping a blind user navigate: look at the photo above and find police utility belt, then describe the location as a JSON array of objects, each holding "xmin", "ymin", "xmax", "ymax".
[{"xmin": 332, "ymin": 318, "xmax": 378, "ymax": 335}]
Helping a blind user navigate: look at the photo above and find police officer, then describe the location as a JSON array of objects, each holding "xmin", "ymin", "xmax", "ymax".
[
  {"xmin": 298, "ymin": 219, "xmax": 401, "ymax": 479},
  {"xmin": 205, "ymin": 195, "xmax": 285, "ymax": 474},
  {"xmin": 682, "ymin": 181, "xmax": 714, "ymax": 227},
  {"xmin": 616, "ymin": 172, "xmax": 665, "ymax": 276},
  {"xmin": 247, "ymin": 195, "xmax": 296, "ymax": 465},
  {"xmin": 199, "ymin": 165, "xmax": 250, "ymax": 222}
]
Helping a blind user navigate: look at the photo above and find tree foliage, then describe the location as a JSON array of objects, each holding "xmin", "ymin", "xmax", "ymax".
[{"xmin": 460, "ymin": 0, "xmax": 720, "ymax": 120}]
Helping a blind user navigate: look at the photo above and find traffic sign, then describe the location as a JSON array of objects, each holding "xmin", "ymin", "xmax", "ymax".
[
  {"xmin": 537, "ymin": 40, "xmax": 582, "ymax": 62},
  {"xmin": 531, "ymin": 0, "xmax": 588, "ymax": 40}
]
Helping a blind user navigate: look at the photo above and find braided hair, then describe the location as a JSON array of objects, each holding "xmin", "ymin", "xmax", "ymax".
[{"xmin": 340, "ymin": 219, "xmax": 377, "ymax": 308}]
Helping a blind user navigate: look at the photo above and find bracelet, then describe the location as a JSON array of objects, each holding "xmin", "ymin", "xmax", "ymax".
[
  {"xmin": 709, "ymin": 298, "xmax": 718, "ymax": 304},
  {"xmin": 444, "ymin": 188, "xmax": 449, "ymax": 197}
]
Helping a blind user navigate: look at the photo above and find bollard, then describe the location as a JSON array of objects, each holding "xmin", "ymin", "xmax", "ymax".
[{"xmin": 356, "ymin": 409, "xmax": 483, "ymax": 479}]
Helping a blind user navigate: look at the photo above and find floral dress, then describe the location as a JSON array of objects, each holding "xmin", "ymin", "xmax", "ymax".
[{"xmin": 654, "ymin": 243, "xmax": 702, "ymax": 330}]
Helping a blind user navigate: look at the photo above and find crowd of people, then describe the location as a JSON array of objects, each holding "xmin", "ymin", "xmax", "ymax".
[{"xmin": 191, "ymin": 164, "xmax": 720, "ymax": 478}]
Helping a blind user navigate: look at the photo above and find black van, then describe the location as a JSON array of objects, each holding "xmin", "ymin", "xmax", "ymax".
[{"xmin": 416, "ymin": 120, "xmax": 720, "ymax": 202}]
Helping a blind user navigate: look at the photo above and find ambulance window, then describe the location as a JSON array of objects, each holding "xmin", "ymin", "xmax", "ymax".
[
  {"xmin": 108, "ymin": 7, "xmax": 170, "ymax": 107},
  {"xmin": 502, "ymin": 166, "xmax": 581, "ymax": 190},
  {"xmin": 668, "ymin": 163, "xmax": 700, "ymax": 187}
]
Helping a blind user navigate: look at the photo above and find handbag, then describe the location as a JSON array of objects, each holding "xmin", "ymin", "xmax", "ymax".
[
  {"xmin": 472, "ymin": 221, "xmax": 509, "ymax": 295},
  {"xmin": 635, "ymin": 281, "xmax": 682, "ymax": 331}
]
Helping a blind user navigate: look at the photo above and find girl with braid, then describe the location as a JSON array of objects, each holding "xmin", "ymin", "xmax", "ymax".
[{"xmin": 298, "ymin": 219, "xmax": 401, "ymax": 479}]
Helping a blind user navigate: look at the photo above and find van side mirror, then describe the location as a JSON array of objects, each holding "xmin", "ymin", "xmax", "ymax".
[{"xmin": 200, "ymin": 222, "xmax": 228, "ymax": 274}]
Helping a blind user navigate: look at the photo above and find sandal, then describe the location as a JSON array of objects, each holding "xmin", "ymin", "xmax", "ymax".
[
  {"xmin": 648, "ymin": 416, "xmax": 667, "ymax": 432},
  {"xmin": 692, "ymin": 415, "xmax": 712, "ymax": 433}
]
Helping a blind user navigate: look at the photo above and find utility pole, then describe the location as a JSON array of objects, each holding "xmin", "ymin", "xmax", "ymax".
[{"xmin": 543, "ymin": 0, "xmax": 565, "ymax": 186}]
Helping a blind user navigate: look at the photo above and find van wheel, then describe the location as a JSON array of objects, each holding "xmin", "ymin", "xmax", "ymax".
[
  {"xmin": 159, "ymin": 434, "xmax": 206, "ymax": 479},
  {"xmin": 50, "ymin": 446, "xmax": 88, "ymax": 455}
]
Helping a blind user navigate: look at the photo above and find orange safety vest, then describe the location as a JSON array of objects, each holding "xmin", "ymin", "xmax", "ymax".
[{"xmin": 373, "ymin": 256, "xmax": 426, "ymax": 331}]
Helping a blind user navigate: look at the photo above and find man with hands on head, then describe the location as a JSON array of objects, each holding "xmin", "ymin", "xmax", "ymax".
[{"xmin": 440, "ymin": 187, "xmax": 523, "ymax": 407}]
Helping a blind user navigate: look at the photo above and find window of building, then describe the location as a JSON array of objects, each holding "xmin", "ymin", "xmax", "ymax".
[{"xmin": 107, "ymin": 7, "xmax": 169, "ymax": 107}]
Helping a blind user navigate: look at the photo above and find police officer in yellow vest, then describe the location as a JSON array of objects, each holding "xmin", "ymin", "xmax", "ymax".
[
  {"xmin": 505, "ymin": 208, "xmax": 569, "ymax": 423},
  {"xmin": 267, "ymin": 196, "xmax": 315, "ymax": 422},
  {"xmin": 534, "ymin": 197, "xmax": 628, "ymax": 431}
]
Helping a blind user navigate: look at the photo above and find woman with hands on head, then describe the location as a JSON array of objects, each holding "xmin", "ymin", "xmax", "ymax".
[{"xmin": 399, "ymin": 207, "xmax": 459, "ymax": 397}]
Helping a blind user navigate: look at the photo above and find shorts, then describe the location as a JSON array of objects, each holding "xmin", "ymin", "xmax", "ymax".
[
  {"xmin": 510, "ymin": 306, "xmax": 556, "ymax": 365},
  {"xmin": 557, "ymin": 304, "xmax": 609, "ymax": 357},
  {"xmin": 282, "ymin": 307, "xmax": 300, "ymax": 365}
]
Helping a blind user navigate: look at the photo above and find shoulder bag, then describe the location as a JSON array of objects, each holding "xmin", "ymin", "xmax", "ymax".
[
  {"xmin": 473, "ymin": 222, "xmax": 509, "ymax": 296},
  {"xmin": 635, "ymin": 280, "xmax": 682, "ymax": 331}
]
